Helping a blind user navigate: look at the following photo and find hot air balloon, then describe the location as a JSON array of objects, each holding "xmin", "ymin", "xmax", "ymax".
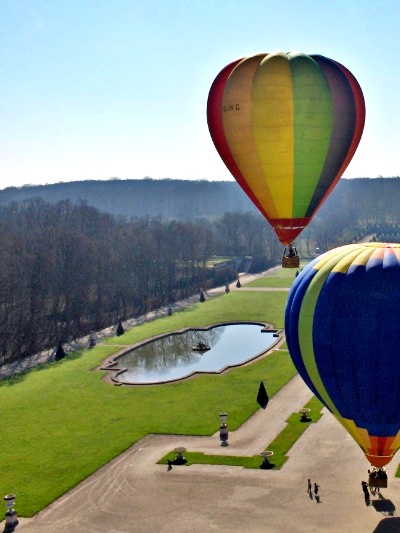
[
  {"xmin": 285, "ymin": 242, "xmax": 400, "ymax": 468},
  {"xmin": 207, "ymin": 51, "xmax": 365, "ymax": 267}
]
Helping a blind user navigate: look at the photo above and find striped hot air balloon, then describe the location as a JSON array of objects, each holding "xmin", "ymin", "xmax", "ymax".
[
  {"xmin": 207, "ymin": 51, "xmax": 365, "ymax": 247},
  {"xmin": 285, "ymin": 242, "xmax": 400, "ymax": 467}
]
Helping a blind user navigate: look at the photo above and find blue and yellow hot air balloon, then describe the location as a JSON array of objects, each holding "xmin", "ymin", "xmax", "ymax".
[
  {"xmin": 207, "ymin": 51, "xmax": 365, "ymax": 247},
  {"xmin": 285, "ymin": 243, "xmax": 400, "ymax": 467}
]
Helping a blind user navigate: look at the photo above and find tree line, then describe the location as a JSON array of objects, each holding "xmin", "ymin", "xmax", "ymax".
[
  {"xmin": 0, "ymin": 199, "xmax": 280, "ymax": 365},
  {"xmin": 2, "ymin": 177, "xmax": 400, "ymax": 224},
  {"xmin": 3, "ymin": 175, "xmax": 400, "ymax": 366}
]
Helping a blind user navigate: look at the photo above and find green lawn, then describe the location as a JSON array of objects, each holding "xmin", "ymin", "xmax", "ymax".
[
  {"xmin": 104, "ymin": 291, "xmax": 287, "ymax": 347},
  {"xmin": 159, "ymin": 396, "xmax": 324, "ymax": 469},
  {"xmin": 0, "ymin": 290, "xmax": 290, "ymax": 517},
  {"xmin": 2, "ymin": 273, "xmax": 397, "ymax": 518},
  {"xmin": 244, "ymin": 263, "xmax": 310, "ymax": 288},
  {"xmin": 205, "ymin": 255, "xmax": 233, "ymax": 267},
  {"xmin": 245, "ymin": 269, "xmax": 297, "ymax": 288}
]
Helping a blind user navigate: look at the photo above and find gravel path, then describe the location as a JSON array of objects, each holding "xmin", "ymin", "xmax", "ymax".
[{"xmin": 15, "ymin": 375, "xmax": 400, "ymax": 532}]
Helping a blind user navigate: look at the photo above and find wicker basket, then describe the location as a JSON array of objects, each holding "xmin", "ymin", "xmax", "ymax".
[
  {"xmin": 368, "ymin": 475, "xmax": 388, "ymax": 488},
  {"xmin": 282, "ymin": 255, "xmax": 300, "ymax": 268}
]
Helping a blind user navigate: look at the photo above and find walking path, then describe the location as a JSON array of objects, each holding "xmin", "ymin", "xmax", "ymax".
[{"xmin": 15, "ymin": 374, "xmax": 400, "ymax": 532}]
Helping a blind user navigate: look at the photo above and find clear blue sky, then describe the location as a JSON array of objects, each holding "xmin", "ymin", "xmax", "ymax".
[{"xmin": 1, "ymin": 0, "xmax": 399, "ymax": 190}]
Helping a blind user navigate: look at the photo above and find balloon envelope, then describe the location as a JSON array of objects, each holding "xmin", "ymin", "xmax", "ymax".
[
  {"xmin": 285, "ymin": 243, "xmax": 400, "ymax": 467},
  {"xmin": 207, "ymin": 51, "xmax": 365, "ymax": 245}
]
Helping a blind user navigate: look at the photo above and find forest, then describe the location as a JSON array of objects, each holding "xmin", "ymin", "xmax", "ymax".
[
  {"xmin": 0, "ymin": 199, "xmax": 280, "ymax": 365},
  {"xmin": 1, "ymin": 176, "xmax": 400, "ymax": 366},
  {"xmin": 2, "ymin": 176, "xmax": 400, "ymax": 222}
]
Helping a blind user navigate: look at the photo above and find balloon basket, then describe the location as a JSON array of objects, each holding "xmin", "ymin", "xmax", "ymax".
[
  {"xmin": 368, "ymin": 472, "xmax": 388, "ymax": 489},
  {"xmin": 282, "ymin": 255, "xmax": 300, "ymax": 268}
]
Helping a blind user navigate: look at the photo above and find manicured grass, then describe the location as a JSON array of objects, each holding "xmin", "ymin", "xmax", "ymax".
[
  {"xmin": 0, "ymin": 290, "xmax": 291, "ymax": 517},
  {"xmin": 159, "ymin": 396, "xmax": 324, "ymax": 469},
  {"xmin": 244, "ymin": 263, "xmax": 310, "ymax": 288},
  {"xmin": 245, "ymin": 276, "xmax": 296, "ymax": 288},
  {"xmin": 104, "ymin": 291, "xmax": 287, "ymax": 346},
  {"xmin": 266, "ymin": 396, "xmax": 323, "ymax": 468},
  {"xmin": 161, "ymin": 451, "xmax": 263, "ymax": 469},
  {"xmin": 245, "ymin": 267, "xmax": 296, "ymax": 288}
]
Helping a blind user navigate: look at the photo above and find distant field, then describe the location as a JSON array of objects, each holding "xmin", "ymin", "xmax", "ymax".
[
  {"xmin": 244, "ymin": 261, "xmax": 313, "ymax": 288},
  {"xmin": 205, "ymin": 255, "xmax": 233, "ymax": 267},
  {"xmin": 245, "ymin": 276, "xmax": 296, "ymax": 288},
  {"xmin": 245, "ymin": 267, "xmax": 298, "ymax": 288},
  {"xmin": 104, "ymin": 290, "xmax": 287, "ymax": 346}
]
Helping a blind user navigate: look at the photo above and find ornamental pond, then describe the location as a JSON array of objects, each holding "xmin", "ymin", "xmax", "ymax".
[{"xmin": 110, "ymin": 323, "xmax": 278, "ymax": 384}]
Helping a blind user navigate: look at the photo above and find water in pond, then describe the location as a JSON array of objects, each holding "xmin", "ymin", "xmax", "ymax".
[{"xmin": 114, "ymin": 324, "xmax": 276, "ymax": 383}]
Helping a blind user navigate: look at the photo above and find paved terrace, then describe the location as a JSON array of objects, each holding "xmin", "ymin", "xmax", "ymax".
[{"xmin": 15, "ymin": 374, "xmax": 400, "ymax": 532}]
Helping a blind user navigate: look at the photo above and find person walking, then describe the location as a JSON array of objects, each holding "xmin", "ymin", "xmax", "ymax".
[
  {"xmin": 361, "ymin": 481, "xmax": 370, "ymax": 504},
  {"xmin": 314, "ymin": 483, "xmax": 319, "ymax": 495},
  {"xmin": 307, "ymin": 479, "xmax": 312, "ymax": 492}
]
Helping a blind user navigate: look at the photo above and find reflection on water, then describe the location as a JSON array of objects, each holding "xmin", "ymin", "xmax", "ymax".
[{"xmin": 115, "ymin": 324, "xmax": 276, "ymax": 383}]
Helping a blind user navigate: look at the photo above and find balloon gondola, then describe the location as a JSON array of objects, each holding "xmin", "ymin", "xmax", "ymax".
[
  {"xmin": 368, "ymin": 468, "xmax": 388, "ymax": 490},
  {"xmin": 207, "ymin": 51, "xmax": 365, "ymax": 268},
  {"xmin": 282, "ymin": 245, "xmax": 300, "ymax": 269},
  {"xmin": 285, "ymin": 243, "xmax": 400, "ymax": 469}
]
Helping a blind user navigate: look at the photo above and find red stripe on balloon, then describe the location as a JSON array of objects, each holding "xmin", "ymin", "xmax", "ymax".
[
  {"xmin": 270, "ymin": 217, "xmax": 312, "ymax": 245},
  {"xmin": 206, "ymin": 58, "xmax": 272, "ymax": 223}
]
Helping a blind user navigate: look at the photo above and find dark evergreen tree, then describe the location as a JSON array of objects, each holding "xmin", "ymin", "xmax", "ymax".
[
  {"xmin": 55, "ymin": 342, "xmax": 65, "ymax": 361},
  {"xmin": 116, "ymin": 320, "xmax": 125, "ymax": 336},
  {"xmin": 199, "ymin": 291, "xmax": 205, "ymax": 303}
]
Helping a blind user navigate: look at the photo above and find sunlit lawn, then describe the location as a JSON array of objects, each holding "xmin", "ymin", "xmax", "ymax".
[
  {"xmin": 0, "ymin": 290, "xmax": 292, "ymax": 517},
  {"xmin": 104, "ymin": 290, "xmax": 287, "ymax": 347},
  {"xmin": 159, "ymin": 396, "xmax": 324, "ymax": 469},
  {"xmin": 205, "ymin": 255, "xmax": 233, "ymax": 267},
  {"xmin": 244, "ymin": 262, "xmax": 311, "ymax": 288},
  {"xmin": 245, "ymin": 267, "xmax": 296, "ymax": 288}
]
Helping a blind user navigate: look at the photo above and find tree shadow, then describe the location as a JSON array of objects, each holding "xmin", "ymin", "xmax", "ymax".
[{"xmin": 372, "ymin": 517, "xmax": 400, "ymax": 532}]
